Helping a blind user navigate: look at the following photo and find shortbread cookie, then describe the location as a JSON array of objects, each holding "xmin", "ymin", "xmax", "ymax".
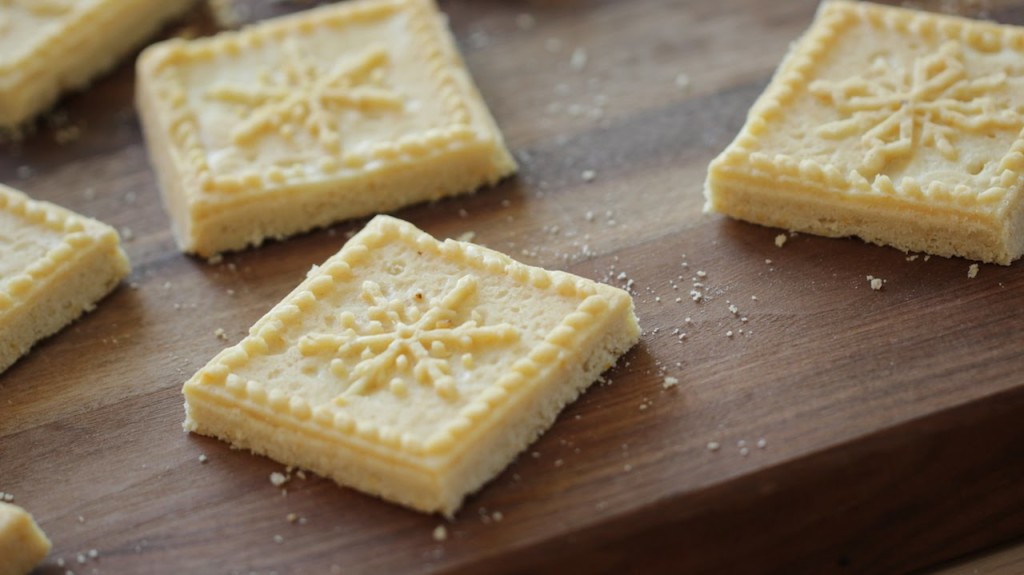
[
  {"xmin": 0, "ymin": 0, "xmax": 195, "ymax": 129},
  {"xmin": 137, "ymin": 0, "xmax": 517, "ymax": 257},
  {"xmin": 0, "ymin": 502, "xmax": 51, "ymax": 575},
  {"xmin": 183, "ymin": 215, "xmax": 639, "ymax": 515},
  {"xmin": 0, "ymin": 184, "xmax": 130, "ymax": 375},
  {"xmin": 705, "ymin": 1, "xmax": 1024, "ymax": 264}
]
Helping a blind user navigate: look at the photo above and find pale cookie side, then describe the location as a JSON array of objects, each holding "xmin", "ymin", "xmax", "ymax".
[
  {"xmin": 182, "ymin": 215, "xmax": 638, "ymax": 516},
  {"xmin": 705, "ymin": 0, "xmax": 1024, "ymax": 264},
  {"xmin": 0, "ymin": 184, "xmax": 130, "ymax": 375},
  {"xmin": 137, "ymin": 0, "xmax": 516, "ymax": 257}
]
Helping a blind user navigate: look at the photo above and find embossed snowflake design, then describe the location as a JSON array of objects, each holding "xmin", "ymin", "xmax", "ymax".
[
  {"xmin": 298, "ymin": 275, "xmax": 519, "ymax": 403},
  {"xmin": 810, "ymin": 41, "xmax": 1024, "ymax": 174},
  {"xmin": 206, "ymin": 42, "xmax": 404, "ymax": 153}
]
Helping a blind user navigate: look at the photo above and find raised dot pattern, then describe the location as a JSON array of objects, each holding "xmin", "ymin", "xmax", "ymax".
[
  {"xmin": 194, "ymin": 216, "xmax": 622, "ymax": 457},
  {"xmin": 144, "ymin": 0, "xmax": 484, "ymax": 197},
  {"xmin": 721, "ymin": 0, "xmax": 1024, "ymax": 209}
]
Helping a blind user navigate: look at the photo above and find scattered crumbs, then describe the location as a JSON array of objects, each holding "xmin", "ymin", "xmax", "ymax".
[
  {"xmin": 287, "ymin": 513, "xmax": 298, "ymax": 524},
  {"xmin": 968, "ymin": 263, "xmax": 979, "ymax": 279},
  {"xmin": 198, "ymin": 454, "xmax": 208, "ymax": 464},
  {"xmin": 695, "ymin": 270, "xmax": 707, "ymax": 278},
  {"xmin": 924, "ymin": 255, "xmax": 931, "ymax": 261},
  {"xmin": 456, "ymin": 230, "xmax": 476, "ymax": 242},
  {"xmin": 774, "ymin": 234, "xmax": 787, "ymax": 248},
  {"xmin": 906, "ymin": 254, "xmax": 919, "ymax": 262},
  {"xmin": 584, "ymin": 210, "xmax": 595, "ymax": 222},
  {"xmin": 88, "ymin": 549, "xmax": 99, "ymax": 559},
  {"xmin": 764, "ymin": 259, "xmax": 772, "ymax": 265},
  {"xmin": 867, "ymin": 275, "xmax": 884, "ymax": 291},
  {"xmin": 728, "ymin": 304, "xmax": 739, "ymax": 315},
  {"xmin": 570, "ymin": 47, "xmax": 588, "ymax": 71},
  {"xmin": 76, "ymin": 553, "xmax": 86, "ymax": 564},
  {"xmin": 77, "ymin": 515, "xmax": 85, "ymax": 523},
  {"xmin": 740, "ymin": 447, "xmax": 750, "ymax": 457},
  {"xmin": 684, "ymin": 316, "xmax": 693, "ymax": 324},
  {"xmin": 207, "ymin": 253, "xmax": 224, "ymax": 265},
  {"xmin": 296, "ymin": 469, "xmax": 307, "ymax": 480},
  {"xmin": 757, "ymin": 438, "xmax": 767, "ymax": 449},
  {"xmin": 751, "ymin": 295, "xmax": 758, "ymax": 301},
  {"xmin": 492, "ymin": 511, "xmax": 504, "ymax": 523},
  {"xmin": 738, "ymin": 439, "xmax": 747, "ymax": 447},
  {"xmin": 270, "ymin": 471, "xmax": 290, "ymax": 487},
  {"xmin": 663, "ymin": 376, "xmax": 679, "ymax": 389},
  {"xmin": 707, "ymin": 441, "xmax": 720, "ymax": 452},
  {"xmin": 120, "ymin": 227, "xmax": 134, "ymax": 241},
  {"xmin": 515, "ymin": 12, "xmax": 535, "ymax": 31},
  {"xmin": 57, "ymin": 558, "xmax": 65, "ymax": 567},
  {"xmin": 726, "ymin": 330, "xmax": 734, "ymax": 338},
  {"xmin": 531, "ymin": 451, "xmax": 541, "ymax": 459},
  {"xmin": 0, "ymin": 492, "xmax": 13, "ymax": 502},
  {"xmin": 675, "ymin": 73, "xmax": 691, "ymax": 90},
  {"xmin": 214, "ymin": 328, "xmax": 228, "ymax": 341},
  {"xmin": 433, "ymin": 524, "xmax": 448, "ymax": 542},
  {"xmin": 273, "ymin": 534, "xmax": 285, "ymax": 544},
  {"xmin": 581, "ymin": 169, "xmax": 596, "ymax": 182}
]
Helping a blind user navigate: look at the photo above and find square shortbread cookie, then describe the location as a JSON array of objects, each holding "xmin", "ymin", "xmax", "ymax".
[
  {"xmin": 0, "ymin": 502, "xmax": 51, "ymax": 575},
  {"xmin": 0, "ymin": 184, "xmax": 130, "ymax": 375},
  {"xmin": 0, "ymin": 0, "xmax": 195, "ymax": 128},
  {"xmin": 705, "ymin": 0, "xmax": 1024, "ymax": 264},
  {"xmin": 182, "ymin": 215, "xmax": 639, "ymax": 516},
  {"xmin": 137, "ymin": 0, "xmax": 517, "ymax": 258}
]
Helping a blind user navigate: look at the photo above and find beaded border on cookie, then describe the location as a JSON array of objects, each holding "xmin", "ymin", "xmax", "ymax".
[
  {"xmin": 143, "ymin": 0, "xmax": 483, "ymax": 201},
  {"xmin": 189, "ymin": 216, "xmax": 619, "ymax": 459},
  {"xmin": 0, "ymin": 185, "xmax": 108, "ymax": 313},
  {"xmin": 713, "ymin": 0, "xmax": 1024, "ymax": 217}
]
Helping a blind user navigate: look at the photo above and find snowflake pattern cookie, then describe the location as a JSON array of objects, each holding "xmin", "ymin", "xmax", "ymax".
[
  {"xmin": 137, "ymin": 0, "xmax": 516, "ymax": 257},
  {"xmin": 0, "ymin": 0, "xmax": 195, "ymax": 128},
  {"xmin": 705, "ymin": 1, "xmax": 1024, "ymax": 264},
  {"xmin": 182, "ymin": 215, "xmax": 640, "ymax": 516}
]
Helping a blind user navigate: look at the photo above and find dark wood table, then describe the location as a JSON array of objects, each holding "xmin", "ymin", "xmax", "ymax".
[{"xmin": 3, "ymin": 1, "xmax": 1024, "ymax": 573}]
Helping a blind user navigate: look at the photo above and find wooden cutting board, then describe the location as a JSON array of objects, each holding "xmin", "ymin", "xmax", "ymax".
[{"xmin": 3, "ymin": 1, "xmax": 1024, "ymax": 573}]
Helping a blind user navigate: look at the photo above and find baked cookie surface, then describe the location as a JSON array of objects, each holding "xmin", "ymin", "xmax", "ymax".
[
  {"xmin": 0, "ymin": 184, "xmax": 130, "ymax": 375},
  {"xmin": 0, "ymin": 502, "xmax": 51, "ymax": 575},
  {"xmin": 183, "ymin": 215, "xmax": 639, "ymax": 516},
  {"xmin": 137, "ymin": 0, "xmax": 516, "ymax": 257},
  {"xmin": 0, "ymin": 0, "xmax": 195, "ymax": 128},
  {"xmin": 705, "ymin": 0, "xmax": 1024, "ymax": 264}
]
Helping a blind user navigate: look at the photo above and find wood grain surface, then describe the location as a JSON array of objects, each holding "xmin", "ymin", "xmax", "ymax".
[{"xmin": 2, "ymin": 1, "xmax": 1024, "ymax": 573}]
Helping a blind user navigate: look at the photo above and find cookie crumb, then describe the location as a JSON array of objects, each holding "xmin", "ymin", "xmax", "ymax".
[
  {"xmin": 214, "ymin": 328, "xmax": 228, "ymax": 341},
  {"xmin": 662, "ymin": 376, "xmax": 679, "ymax": 389},
  {"xmin": 581, "ymin": 169, "xmax": 596, "ymax": 182},
  {"xmin": 774, "ymin": 234, "xmax": 787, "ymax": 248},
  {"xmin": 433, "ymin": 525, "xmax": 448, "ymax": 542},
  {"xmin": 198, "ymin": 454, "xmax": 208, "ymax": 464},
  {"xmin": 707, "ymin": 441, "xmax": 720, "ymax": 452},
  {"xmin": 270, "ymin": 471, "xmax": 289, "ymax": 487},
  {"xmin": 867, "ymin": 275, "xmax": 884, "ymax": 291},
  {"xmin": 968, "ymin": 263, "xmax": 979, "ymax": 279}
]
